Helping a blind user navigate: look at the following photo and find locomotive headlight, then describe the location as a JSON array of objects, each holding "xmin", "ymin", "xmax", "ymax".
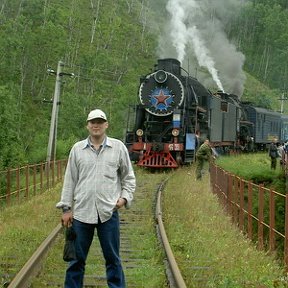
[
  {"xmin": 172, "ymin": 129, "xmax": 179, "ymax": 136},
  {"xmin": 154, "ymin": 70, "xmax": 167, "ymax": 83},
  {"xmin": 136, "ymin": 129, "xmax": 143, "ymax": 136},
  {"xmin": 173, "ymin": 110, "xmax": 181, "ymax": 128}
]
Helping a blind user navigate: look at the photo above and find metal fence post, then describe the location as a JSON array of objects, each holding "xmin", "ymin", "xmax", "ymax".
[
  {"xmin": 25, "ymin": 165, "xmax": 29, "ymax": 199},
  {"xmin": 258, "ymin": 185, "xmax": 264, "ymax": 250},
  {"xmin": 6, "ymin": 169, "xmax": 11, "ymax": 206},
  {"xmin": 284, "ymin": 194, "xmax": 288, "ymax": 271},
  {"xmin": 16, "ymin": 167, "xmax": 20, "ymax": 203},
  {"xmin": 269, "ymin": 189, "xmax": 276, "ymax": 252},
  {"xmin": 247, "ymin": 182, "xmax": 253, "ymax": 240},
  {"xmin": 239, "ymin": 179, "xmax": 244, "ymax": 232}
]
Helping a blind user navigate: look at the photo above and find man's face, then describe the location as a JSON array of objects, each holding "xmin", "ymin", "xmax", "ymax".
[{"xmin": 86, "ymin": 118, "xmax": 108, "ymax": 137}]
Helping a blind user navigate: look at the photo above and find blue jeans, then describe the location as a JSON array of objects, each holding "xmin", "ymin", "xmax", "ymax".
[{"xmin": 64, "ymin": 211, "xmax": 125, "ymax": 288}]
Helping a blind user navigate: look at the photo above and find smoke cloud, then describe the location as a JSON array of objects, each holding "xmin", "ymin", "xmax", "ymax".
[{"xmin": 148, "ymin": 0, "xmax": 246, "ymax": 96}]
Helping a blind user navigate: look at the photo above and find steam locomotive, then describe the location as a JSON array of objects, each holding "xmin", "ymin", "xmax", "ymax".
[{"xmin": 125, "ymin": 58, "xmax": 288, "ymax": 168}]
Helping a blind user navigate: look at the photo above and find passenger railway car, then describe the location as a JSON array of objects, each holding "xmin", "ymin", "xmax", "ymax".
[
  {"xmin": 281, "ymin": 114, "xmax": 288, "ymax": 143},
  {"xmin": 242, "ymin": 105, "xmax": 281, "ymax": 149}
]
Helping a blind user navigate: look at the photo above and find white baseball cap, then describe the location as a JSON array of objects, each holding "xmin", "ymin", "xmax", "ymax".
[{"xmin": 87, "ymin": 109, "xmax": 107, "ymax": 121}]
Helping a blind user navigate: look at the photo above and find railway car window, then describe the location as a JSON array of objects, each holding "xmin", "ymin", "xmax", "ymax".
[
  {"xmin": 277, "ymin": 122, "xmax": 279, "ymax": 132},
  {"xmin": 221, "ymin": 101, "xmax": 228, "ymax": 112},
  {"xmin": 271, "ymin": 121, "xmax": 277, "ymax": 132}
]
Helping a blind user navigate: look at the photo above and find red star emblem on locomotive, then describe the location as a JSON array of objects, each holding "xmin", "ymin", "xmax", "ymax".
[{"xmin": 151, "ymin": 89, "xmax": 172, "ymax": 107}]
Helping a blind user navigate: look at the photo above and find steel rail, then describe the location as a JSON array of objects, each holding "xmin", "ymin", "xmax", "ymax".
[
  {"xmin": 155, "ymin": 180, "xmax": 187, "ymax": 288},
  {"xmin": 8, "ymin": 223, "xmax": 62, "ymax": 288}
]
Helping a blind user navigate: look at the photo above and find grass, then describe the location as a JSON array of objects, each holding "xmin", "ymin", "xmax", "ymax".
[
  {"xmin": 1, "ymin": 163, "xmax": 287, "ymax": 287},
  {"xmin": 163, "ymin": 166, "xmax": 287, "ymax": 288},
  {"xmin": 0, "ymin": 184, "xmax": 62, "ymax": 254},
  {"xmin": 0, "ymin": 183, "xmax": 62, "ymax": 284},
  {"xmin": 216, "ymin": 152, "xmax": 286, "ymax": 194}
]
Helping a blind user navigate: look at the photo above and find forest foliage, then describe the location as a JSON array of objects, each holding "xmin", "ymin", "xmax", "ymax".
[
  {"xmin": 0, "ymin": 0, "xmax": 288, "ymax": 169},
  {"xmin": 0, "ymin": 0, "xmax": 156, "ymax": 169},
  {"xmin": 229, "ymin": 0, "xmax": 288, "ymax": 107}
]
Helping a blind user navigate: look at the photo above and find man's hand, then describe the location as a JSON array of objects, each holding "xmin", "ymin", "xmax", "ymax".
[
  {"xmin": 115, "ymin": 197, "xmax": 127, "ymax": 209},
  {"xmin": 61, "ymin": 211, "xmax": 73, "ymax": 227}
]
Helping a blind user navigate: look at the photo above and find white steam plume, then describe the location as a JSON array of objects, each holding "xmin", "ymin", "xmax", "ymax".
[
  {"xmin": 188, "ymin": 26, "xmax": 224, "ymax": 92},
  {"xmin": 166, "ymin": 0, "xmax": 224, "ymax": 91},
  {"xmin": 166, "ymin": 0, "xmax": 194, "ymax": 64},
  {"xmin": 151, "ymin": 0, "xmax": 246, "ymax": 96}
]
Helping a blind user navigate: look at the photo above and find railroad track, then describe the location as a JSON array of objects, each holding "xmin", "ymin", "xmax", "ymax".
[{"xmin": 4, "ymin": 173, "xmax": 188, "ymax": 288}]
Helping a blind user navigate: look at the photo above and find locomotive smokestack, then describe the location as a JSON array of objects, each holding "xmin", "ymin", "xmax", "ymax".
[{"xmin": 157, "ymin": 58, "xmax": 181, "ymax": 75}]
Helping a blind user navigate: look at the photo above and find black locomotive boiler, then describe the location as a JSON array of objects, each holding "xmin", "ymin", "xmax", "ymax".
[
  {"xmin": 125, "ymin": 58, "xmax": 288, "ymax": 168},
  {"xmin": 125, "ymin": 58, "xmax": 242, "ymax": 168}
]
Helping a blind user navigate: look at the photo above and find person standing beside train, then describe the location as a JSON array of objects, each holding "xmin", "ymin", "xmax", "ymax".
[
  {"xmin": 195, "ymin": 138, "xmax": 214, "ymax": 180},
  {"xmin": 56, "ymin": 108, "xmax": 136, "ymax": 288},
  {"xmin": 278, "ymin": 142, "xmax": 285, "ymax": 167},
  {"xmin": 268, "ymin": 139, "xmax": 278, "ymax": 170}
]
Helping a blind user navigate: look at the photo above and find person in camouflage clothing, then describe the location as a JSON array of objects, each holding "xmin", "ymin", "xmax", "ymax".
[
  {"xmin": 195, "ymin": 139, "xmax": 213, "ymax": 180},
  {"xmin": 268, "ymin": 139, "xmax": 278, "ymax": 170}
]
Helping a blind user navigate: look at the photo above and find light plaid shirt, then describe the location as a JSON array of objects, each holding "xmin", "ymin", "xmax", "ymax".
[{"xmin": 56, "ymin": 136, "xmax": 136, "ymax": 224}]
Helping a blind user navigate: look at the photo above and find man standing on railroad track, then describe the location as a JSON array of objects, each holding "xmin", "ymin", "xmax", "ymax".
[{"xmin": 56, "ymin": 108, "xmax": 136, "ymax": 288}]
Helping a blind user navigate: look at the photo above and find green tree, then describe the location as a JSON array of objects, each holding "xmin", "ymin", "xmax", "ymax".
[
  {"xmin": 0, "ymin": 0, "xmax": 157, "ymax": 168},
  {"xmin": 0, "ymin": 85, "xmax": 25, "ymax": 169}
]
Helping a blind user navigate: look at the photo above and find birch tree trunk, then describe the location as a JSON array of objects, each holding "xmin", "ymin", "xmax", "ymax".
[
  {"xmin": 18, "ymin": 53, "xmax": 28, "ymax": 137},
  {"xmin": 90, "ymin": 0, "xmax": 101, "ymax": 44},
  {"xmin": 43, "ymin": 0, "xmax": 50, "ymax": 26},
  {"xmin": 263, "ymin": 45, "xmax": 270, "ymax": 82},
  {"xmin": 16, "ymin": 0, "xmax": 25, "ymax": 18},
  {"xmin": 139, "ymin": 0, "xmax": 147, "ymax": 52},
  {"xmin": 0, "ymin": 0, "xmax": 7, "ymax": 15}
]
